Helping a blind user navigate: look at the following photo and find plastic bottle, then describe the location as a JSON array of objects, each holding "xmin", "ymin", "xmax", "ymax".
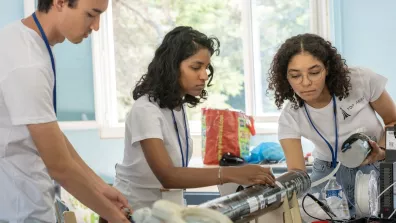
[{"xmin": 323, "ymin": 176, "xmax": 350, "ymax": 220}]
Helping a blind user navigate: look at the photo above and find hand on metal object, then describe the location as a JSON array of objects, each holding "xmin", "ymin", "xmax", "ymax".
[
  {"xmin": 98, "ymin": 208, "xmax": 134, "ymax": 223},
  {"xmin": 360, "ymin": 140, "xmax": 385, "ymax": 166},
  {"xmin": 339, "ymin": 132, "xmax": 372, "ymax": 168},
  {"xmin": 226, "ymin": 164, "xmax": 276, "ymax": 186},
  {"xmin": 199, "ymin": 170, "xmax": 311, "ymax": 221},
  {"xmin": 122, "ymin": 207, "xmax": 135, "ymax": 223}
]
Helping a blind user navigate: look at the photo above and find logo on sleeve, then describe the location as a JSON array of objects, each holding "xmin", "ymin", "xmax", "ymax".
[{"xmin": 340, "ymin": 107, "xmax": 351, "ymax": 120}]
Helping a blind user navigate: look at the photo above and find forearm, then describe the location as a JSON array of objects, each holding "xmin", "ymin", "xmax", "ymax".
[
  {"xmin": 55, "ymin": 161, "xmax": 122, "ymax": 221},
  {"xmin": 28, "ymin": 122, "xmax": 124, "ymax": 222},
  {"xmin": 63, "ymin": 134, "xmax": 106, "ymax": 188},
  {"xmin": 160, "ymin": 167, "xmax": 234, "ymax": 189},
  {"xmin": 280, "ymin": 139, "xmax": 306, "ymax": 172},
  {"xmin": 283, "ymin": 153, "xmax": 306, "ymax": 172},
  {"xmin": 286, "ymin": 158, "xmax": 306, "ymax": 172}
]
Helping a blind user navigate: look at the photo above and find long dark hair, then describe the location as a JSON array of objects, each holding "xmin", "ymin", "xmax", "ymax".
[
  {"xmin": 133, "ymin": 26, "xmax": 220, "ymax": 109},
  {"xmin": 267, "ymin": 33, "xmax": 351, "ymax": 109}
]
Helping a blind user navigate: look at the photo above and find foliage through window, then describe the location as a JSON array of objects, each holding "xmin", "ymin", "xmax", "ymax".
[{"xmin": 111, "ymin": 0, "xmax": 312, "ymax": 123}]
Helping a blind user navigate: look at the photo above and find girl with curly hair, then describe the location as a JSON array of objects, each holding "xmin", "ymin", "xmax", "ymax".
[
  {"xmin": 113, "ymin": 26, "xmax": 275, "ymax": 211},
  {"xmin": 267, "ymin": 33, "xmax": 396, "ymax": 214}
]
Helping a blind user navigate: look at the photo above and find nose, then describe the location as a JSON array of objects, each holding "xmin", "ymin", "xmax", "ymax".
[
  {"xmin": 301, "ymin": 75, "xmax": 312, "ymax": 86},
  {"xmin": 200, "ymin": 69, "xmax": 209, "ymax": 81},
  {"xmin": 91, "ymin": 16, "xmax": 100, "ymax": 31}
]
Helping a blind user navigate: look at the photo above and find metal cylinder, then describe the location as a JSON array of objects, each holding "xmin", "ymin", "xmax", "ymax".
[{"xmin": 198, "ymin": 170, "xmax": 311, "ymax": 222}]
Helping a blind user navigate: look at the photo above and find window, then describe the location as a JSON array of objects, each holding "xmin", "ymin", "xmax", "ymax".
[{"xmin": 93, "ymin": 0, "xmax": 330, "ymax": 138}]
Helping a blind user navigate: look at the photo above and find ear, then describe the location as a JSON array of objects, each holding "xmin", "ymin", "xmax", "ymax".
[{"xmin": 53, "ymin": 0, "xmax": 67, "ymax": 12}]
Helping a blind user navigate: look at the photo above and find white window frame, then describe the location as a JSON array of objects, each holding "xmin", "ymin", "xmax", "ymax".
[
  {"xmin": 92, "ymin": 0, "xmax": 331, "ymax": 138},
  {"xmin": 24, "ymin": 0, "xmax": 35, "ymax": 17}
]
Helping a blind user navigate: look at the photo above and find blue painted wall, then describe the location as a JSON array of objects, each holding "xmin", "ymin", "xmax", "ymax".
[
  {"xmin": 54, "ymin": 39, "xmax": 96, "ymax": 121},
  {"xmin": 63, "ymin": 129, "xmax": 124, "ymax": 183},
  {"xmin": 0, "ymin": 0, "xmax": 24, "ymax": 28},
  {"xmin": 331, "ymin": 0, "xmax": 396, "ymax": 98}
]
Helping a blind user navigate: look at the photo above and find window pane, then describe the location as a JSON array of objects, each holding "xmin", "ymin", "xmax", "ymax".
[
  {"xmin": 55, "ymin": 41, "xmax": 96, "ymax": 121},
  {"xmin": 254, "ymin": 0, "xmax": 311, "ymax": 115},
  {"xmin": 112, "ymin": 0, "xmax": 245, "ymax": 122}
]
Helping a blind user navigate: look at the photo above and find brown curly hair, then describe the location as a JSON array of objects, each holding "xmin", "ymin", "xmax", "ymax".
[{"xmin": 267, "ymin": 33, "xmax": 351, "ymax": 109}]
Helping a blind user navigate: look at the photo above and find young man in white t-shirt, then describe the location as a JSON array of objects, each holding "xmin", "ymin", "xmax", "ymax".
[
  {"xmin": 112, "ymin": 26, "xmax": 276, "ymax": 213},
  {"xmin": 267, "ymin": 33, "xmax": 396, "ymax": 215},
  {"xmin": 0, "ymin": 0, "xmax": 130, "ymax": 222}
]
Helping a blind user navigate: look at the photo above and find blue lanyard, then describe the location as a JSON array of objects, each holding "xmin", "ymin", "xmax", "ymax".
[
  {"xmin": 304, "ymin": 94, "xmax": 338, "ymax": 168},
  {"xmin": 32, "ymin": 12, "xmax": 57, "ymax": 115},
  {"xmin": 171, "ymin": 106, "xmax": 189, "ymax": 167}
]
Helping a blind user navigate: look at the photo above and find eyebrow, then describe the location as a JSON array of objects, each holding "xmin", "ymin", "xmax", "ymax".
[
  {"xmin": 191, "ymin": 61, "xmax": 205, "ymax": 65},
  {"xmin": 288, "ymin": 64, "xmax": 321, "ymax": 72}
]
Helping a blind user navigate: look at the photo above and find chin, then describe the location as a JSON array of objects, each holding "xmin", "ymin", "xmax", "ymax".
[
  {"xmin": 301, "ymin": 95, "xmax": 320, "ymax": 104},
  {"xmin": 188, "ymin": 91, "xmax": 203, "ymax": 97},
  {"xmin": 71, "ymin": 38, "xmax": 84, "ymax": 44},
  {"xmin": 298, "ymin": 91, "xmax": 320, "ymax": 101},
  {"xmin": 67, "ymin": 36, "xmax": 84, "ymax": 44}
]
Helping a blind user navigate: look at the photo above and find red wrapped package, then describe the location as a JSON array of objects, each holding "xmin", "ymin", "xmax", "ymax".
[{"xmin": 201, "ymin": 108, "xmax": 256, "ymax": 165}]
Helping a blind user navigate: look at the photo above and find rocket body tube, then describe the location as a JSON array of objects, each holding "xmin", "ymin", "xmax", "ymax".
[{"xmin": 199, "ymin": 170, "xmax": 311, "ymax": 222}]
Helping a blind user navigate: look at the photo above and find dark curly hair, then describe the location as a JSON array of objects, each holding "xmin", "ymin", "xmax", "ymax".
[
  {"xmin": 267, "ymin": 33, "xmax": 351, "ymax": 109},
  {"xmin": 133, "ymin": 26, "xmax": 220, "ymax": 109},
  {"xmin": 38, "ymin": 0, "xmax": 78, "ymax": 13}
]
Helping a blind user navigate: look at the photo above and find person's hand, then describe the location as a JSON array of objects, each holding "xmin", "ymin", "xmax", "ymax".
[
  {"xmin": 106, "ymin": 212, "xmax": 131, "ymax": 223},
  {"xmin": 360, "ymin": 140, "xmax": 386, "ymax": 166},
  {"xmin": 99, "ymin": 207, "xmax": 131, "ymax": 223},
  {"xmin": 102, "ymin": 184, "xmax": 132, "ymax": 212},
  {"xmin": 224, "ymin": 164, "xmax": 276, "ymax": 186},
  {"xmin": 100, "ymin": 203, "xmax": 131, "ymax": 223},
  {"xmin": 102, "ymin": 186, "xmax": 132, "ymax": 223}
]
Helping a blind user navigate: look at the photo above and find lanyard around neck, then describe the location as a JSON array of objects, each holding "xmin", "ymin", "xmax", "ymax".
[
  {"xmin": 32, "ymin": 12, "xmax": 57, "ymax": 115},
  {"xmin": 171, "ymin": 106, "xmax": 189, "ymax": 167},
  {"xmin": 304, "ymin": 94, "xmax": 338, "ymax": 168}
]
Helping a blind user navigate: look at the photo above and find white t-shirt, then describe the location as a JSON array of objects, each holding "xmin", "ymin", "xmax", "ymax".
[
  {"xmin": 114, "ymin": 95, "xmax": 193, "ymax": 210},
  {"xmin": 0, "ymin": 21, "xmax": 57, "ymax": 222},
  {"xmin": 278, "ymin": 67, "xmax": 387, "ymax": 163}
]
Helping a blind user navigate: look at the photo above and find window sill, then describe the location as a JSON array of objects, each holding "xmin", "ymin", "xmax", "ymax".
[
  {"xmin": 97, "ymin": 121, "xmax": 279, "ymax": 139},
  {"xmin": 59, "ymin": 121, "xmax": 99, "ymax": 131},
  {"xmin": 57, "ymin": 119, "xmax": 279, "ymax": 138}
]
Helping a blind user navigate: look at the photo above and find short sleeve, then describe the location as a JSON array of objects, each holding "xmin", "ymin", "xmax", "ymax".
[
  {"xmin": 278, "ymin": 106, "xmax": 301, "ymax": 140},
  {"xmin": 127, "ymin": 102, "xmax": 164, "ymax": 145},
  {"xmin": 0, "ymin": 66, "xmax": 56, "ymax": 125},
  {"xmin": 359, "ymin": 67, "xmax": 388, "ymax": 102}
]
